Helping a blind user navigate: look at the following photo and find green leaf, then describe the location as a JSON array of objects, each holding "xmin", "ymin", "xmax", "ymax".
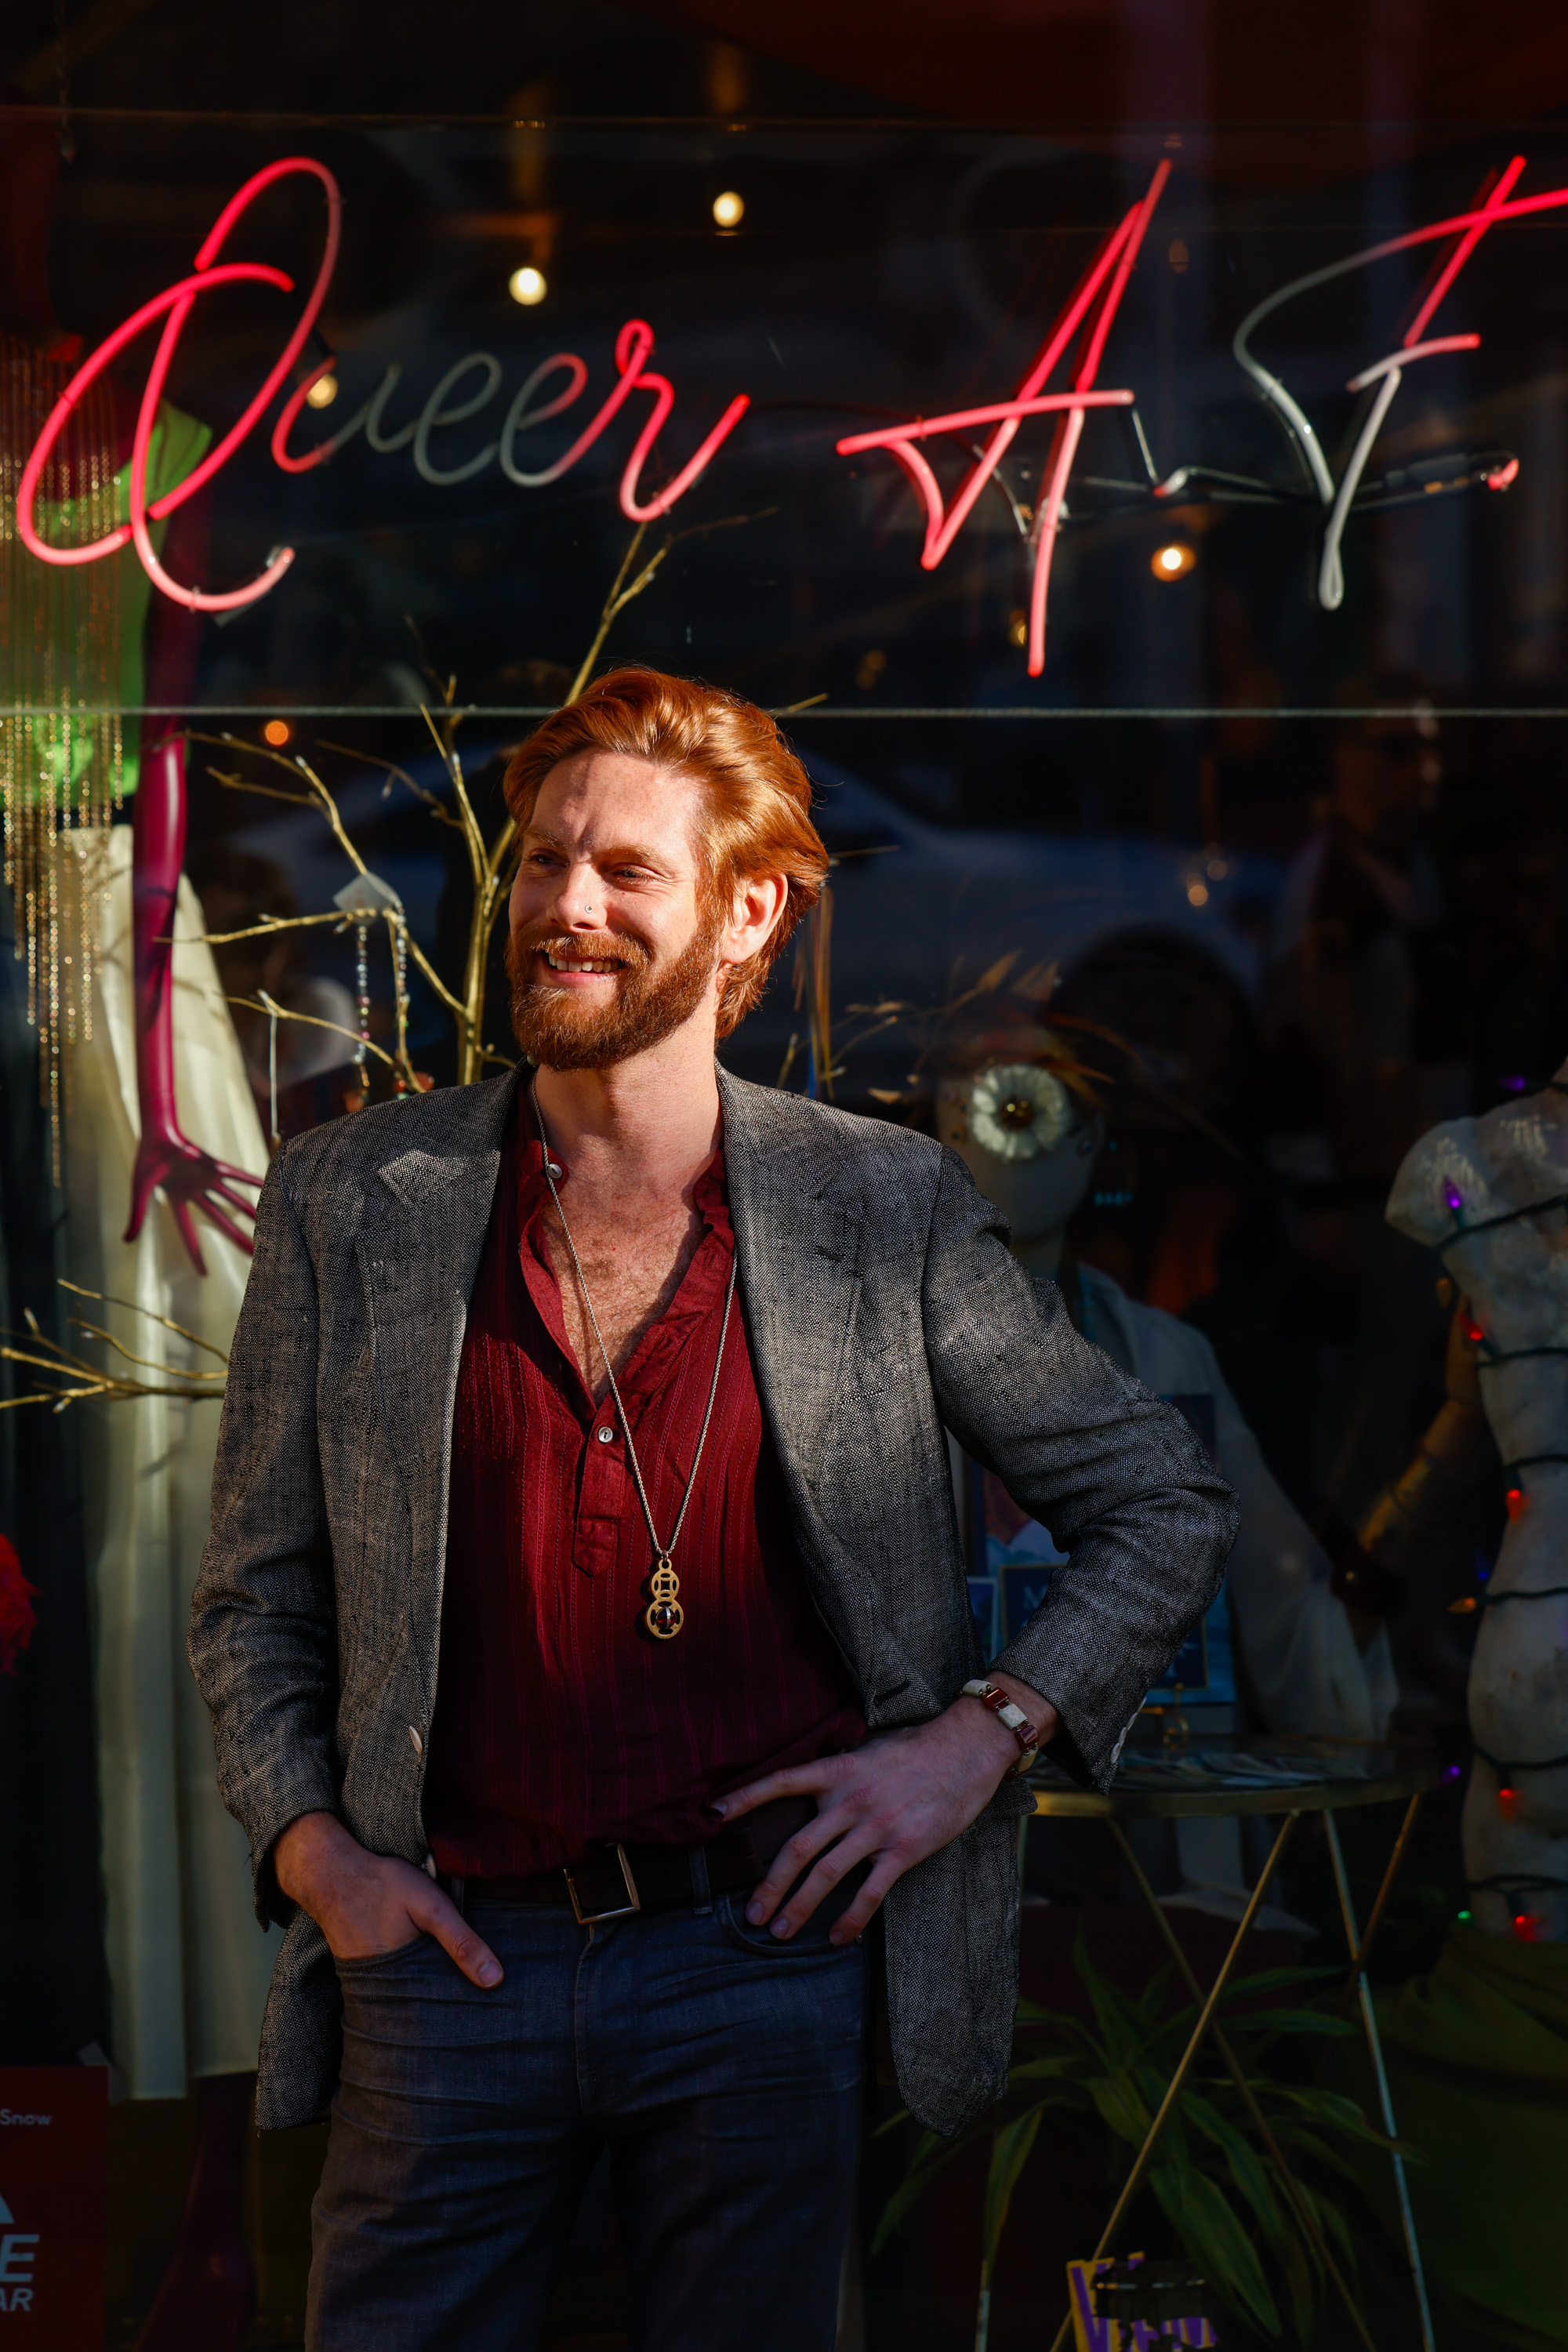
[
  {"xmin": 1149, "ymin": 2157, "xmax": 1283, "ymax": 2337},
  {"xmin": 1226, "ymin": 2008, "xmax": 1356, "ymax": 2036},
  {"xmin": 1276, "ymin": 2086, "xmax": 1412, "ymax": 2152},
  {"xmin": 1073, "ymin": 1930, "xmax": 1150, "ymax": 2067},
  {"xmin": 982, "ymin": 2110, "xmax": 1044, "ymax": 2268},
  {"xmin": 1088, "ymin": 2070, "xmax": 1151, "ymax": 2147},
  {"xmin": 1278, "ymin": 2207, "xmax": 1319, "ymax": 2345},
  {"xmin": 1007, "ymin": 2055, "xmax": 1082, "ymax": 2085},
  {"xmin": 1212, "ymin": 1965, "xmax": 1338, "ymax": 2003},
  {"xmin": 1290, "ymin": 2174, "xmax": 1362, "ymax": 2277},
  {"xmin": 1181, "ymin": 2089, "xmax": 1287, "ymax": 2253}
]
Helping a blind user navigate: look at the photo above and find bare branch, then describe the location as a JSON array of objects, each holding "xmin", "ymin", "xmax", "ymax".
[
  {"xmin": 67, "ymin": 1318, "xmax": 227, "ymax": 1381},
  {"xmin": 226, "ymin": 994, "xmax": 397, "ymax": 1073},
  {"xmin": 194, "ymin": 913, "xmax": 348, "ymax": 946},
  {"xmin": 57, "ymin": 1279, "xmax": 230, "ymax": 1363}
]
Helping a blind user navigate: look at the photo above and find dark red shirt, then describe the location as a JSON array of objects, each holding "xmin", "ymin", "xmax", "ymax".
[{"xmin": 424, "ymin": 1098, "xmax": 865, "ymax": 1878}]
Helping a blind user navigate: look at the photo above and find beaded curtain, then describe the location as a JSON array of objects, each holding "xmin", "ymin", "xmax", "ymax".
[{"xmin": 0, "ymin": 332, "xmax": 125, "ymax": 1165}]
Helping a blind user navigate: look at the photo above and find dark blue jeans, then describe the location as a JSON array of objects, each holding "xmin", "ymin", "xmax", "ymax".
[{"xmin": 306, "ymin": 1885, "xmax": 868, "ymax": 2352}]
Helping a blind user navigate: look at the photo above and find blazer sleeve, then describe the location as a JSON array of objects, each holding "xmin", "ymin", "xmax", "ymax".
[
  {"xmin": 920, "ymin": 1148, "xmax": 1240, "ymax": 1787},
  {"xmin": 187, "ymin": 1153, "xmax": 342, "ymax": 1926}
]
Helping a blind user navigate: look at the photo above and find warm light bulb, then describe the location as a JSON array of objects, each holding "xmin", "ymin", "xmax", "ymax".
[
  {"xmin": 1152, "ymin": 542, "xmax": 1195, "ymax": 579},
  {"xmin": 509, "ymin": 265, "xmax": 547, "ymax": 307},
  {"xmin": 713, "ymin": 191, "xmax": 744, "ymax": 228},
  {"xmin": 305, "ymin": 372, "xmax": 339, "ymax": 409},
  {"xmin": 263, "ymin": 719, "xmax": 291, "ymax": 747}
]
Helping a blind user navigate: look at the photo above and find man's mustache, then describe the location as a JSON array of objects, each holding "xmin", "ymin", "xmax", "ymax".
[{"xmin": 510, "ymin": 927, "xmax": 652, "ymax": 976}]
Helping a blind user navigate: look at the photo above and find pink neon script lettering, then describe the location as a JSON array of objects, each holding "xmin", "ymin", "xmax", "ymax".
[
  {"xmin": 20, "ymin": 157, "xmax": 341, "ymax": 612},
  {"xmin": 838, "ymin": 162, "xmax": 1167, "ymax": 675}
]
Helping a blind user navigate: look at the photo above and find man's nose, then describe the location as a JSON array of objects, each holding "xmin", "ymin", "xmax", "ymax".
[{"xmin": 553, "ymin": 858, "xmax": 604, "ymax": 928}]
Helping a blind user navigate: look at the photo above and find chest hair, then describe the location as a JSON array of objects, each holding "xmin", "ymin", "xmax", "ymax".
[{"xmin": 541, "ymin": 1198, "xmax": 707, "ymax": 1403}]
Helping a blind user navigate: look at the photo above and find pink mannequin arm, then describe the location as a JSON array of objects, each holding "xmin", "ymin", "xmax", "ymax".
[{"xmin": 124, "ymin": 733, "xmax": 263, "ymax": 1273}]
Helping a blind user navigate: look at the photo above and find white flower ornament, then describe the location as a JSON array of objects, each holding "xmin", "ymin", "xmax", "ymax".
[{"xmin": 967, "ymin": 1062, "xmax": 1073, "ymax": 1161}]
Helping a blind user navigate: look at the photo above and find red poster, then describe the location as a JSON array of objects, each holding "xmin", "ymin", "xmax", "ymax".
[{"xmin": 0, "ymin": 2070, "xmax": 106, "ymax": 2347}]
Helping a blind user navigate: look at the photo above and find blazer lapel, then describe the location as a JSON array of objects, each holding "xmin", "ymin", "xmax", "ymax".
[
  {"xmin": 718, "ymin": 1065, "xmax": 866, "ymax": 1479},
  {"xmin": 354, "ymin": 1066, "xmax": 524, "ymax": 1701}
]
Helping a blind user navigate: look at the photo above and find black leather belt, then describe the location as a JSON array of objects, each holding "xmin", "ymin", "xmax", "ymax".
[{"xmin": 454, "ymin": 1795, "xmax": 821, "ymax": 1928}]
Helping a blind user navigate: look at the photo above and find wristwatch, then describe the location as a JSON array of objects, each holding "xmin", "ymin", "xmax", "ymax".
[{"xmin": 962, "ymin": 1679, "xmax": 1043, "ymax": 1779}]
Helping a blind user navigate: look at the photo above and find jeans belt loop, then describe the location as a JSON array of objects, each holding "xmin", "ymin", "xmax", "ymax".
[
  {"xmin": 563, "ymin": 1843, "xmax": 643, "ymax": 1927},
  {"xmin": 689, "ymin": 1842, "xmax": 713, "ymax": 1917}
]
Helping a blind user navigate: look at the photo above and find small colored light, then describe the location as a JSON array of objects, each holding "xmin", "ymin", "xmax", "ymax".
[
  {"xmin": 1457, "ymin": 1908, "xmax": 1472, "ymax": 1922},
  {"xmin": 1152, "ymin": 542, "xmax": 1195, "ymax": 579},
  {"xmin": 1507, "ymin": 1486, "xmax": 1527, "ymax": 1522},
  {"xmin": 304, "ymin": 372, "xmax": 338, "ymax": 409},
  {"xmin": 1446, "ymin": 1763, "xmax": 1463, "ymax": 1779},
  {"xmin": 1497, "ymin": 1784, "xmax": 1519, "ymax": 1821},
  {"xmin": 1486, "ymin": 458, "xmax": 1520, "ymax": 491},
  {"xmin": 1514, "ymin": 1911, "xmax": 1540, "ymax": 1941},
  {"xmin": 1444, "ymin": 1182, "xmax": 1463, "ymax": 1210},
  {"xmin": 262, "ymin": 719, "xmax": 291, "ymax": 747},
  {"xmin": 509, "ymin": 265, "xmax": 547, "ymax": 307},
  {"xmin": 1464, "ymin": 1319, "xmax": 1483, "ymax": 1345},
  {"xmin": 1186, "ymin": 881, "xmax": 1209, "ymax": 906},
  {"xmin": 1501, "ymin": 1074, "xmax": 1527, "ymax": 1092},
  {"xmin": 713, "ymin": 191, "xmax": 744, "ymax": 228},
  {"xmin": 1447, "ymin": 1595, "xmax": 1479, "ymax": 1615}
]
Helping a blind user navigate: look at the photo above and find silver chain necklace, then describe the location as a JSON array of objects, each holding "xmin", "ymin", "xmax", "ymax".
[{"xmin": 532, "ymin": 1090, "xmax": 737, "ymax": 1641}]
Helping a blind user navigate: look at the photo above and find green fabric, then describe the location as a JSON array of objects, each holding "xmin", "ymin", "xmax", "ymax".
[
  {"xmin": 4, "ymin": 403, "xmax": 209, "ymax": 804},
  {"xmin": 1343, "ymin": 1925, "xmax": 1568, "ymax": 2350}
]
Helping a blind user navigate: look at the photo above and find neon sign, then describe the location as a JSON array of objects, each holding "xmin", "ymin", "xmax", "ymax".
[
  {"xmin": 16, "ymin": 150, "xmax": 1568, "ymax": 659},
  {"xmin": 20, "ymin": 158, "xmax": 341, "ymax": 612},
  {"xmin": 275, "ymin": 319, "xmax": 750, "ymax": 522},
  {"xmin": 20, "ymin": 158, "xmax": 750, "ymax": 611},
  {"xmin": 837, "ymin": 161, "xmax": 1168, "ymax": 677},
  {"xmin": 1225, "ymin": 154, "xmax": 1568, "ymax": 610}
]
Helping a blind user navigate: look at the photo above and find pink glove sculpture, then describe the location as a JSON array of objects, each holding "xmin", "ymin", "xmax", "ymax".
[{"xmin": 123, "ymin": 735, "xmax": 263, "ymax": 1272}]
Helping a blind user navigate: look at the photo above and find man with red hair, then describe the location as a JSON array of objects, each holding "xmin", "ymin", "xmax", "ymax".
[{"xmin": 190, "ymin": 668, "xmax": 1235, "ymax": 2352}]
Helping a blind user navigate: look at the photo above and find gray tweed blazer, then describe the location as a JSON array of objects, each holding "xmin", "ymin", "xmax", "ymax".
[{"xmin": 188, "ymin": 1063, "xmax": 1236, "ymax": 2135}]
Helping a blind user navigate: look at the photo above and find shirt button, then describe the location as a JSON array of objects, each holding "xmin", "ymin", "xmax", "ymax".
[{"xmin": 596, "ymin": 1424, "xmax": 615, "ymax": 1443}]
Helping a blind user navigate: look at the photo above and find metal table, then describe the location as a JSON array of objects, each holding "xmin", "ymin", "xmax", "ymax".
[{"xmin": 1027, "ymin": 1737, "xmax": 1440, "ymax": 2352}]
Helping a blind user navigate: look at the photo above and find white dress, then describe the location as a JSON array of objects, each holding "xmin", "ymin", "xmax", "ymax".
[{"xmin": 62, "ymin": 827, "xmax": 278, "ymax": 2096}]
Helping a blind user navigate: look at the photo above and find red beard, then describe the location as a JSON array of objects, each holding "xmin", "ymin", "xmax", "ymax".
[{"xmin": 506, "ymin": 909, "xmax": 724, "ymax": 1071}]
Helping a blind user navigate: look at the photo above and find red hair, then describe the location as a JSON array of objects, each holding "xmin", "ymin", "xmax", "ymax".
[{"xmin": 502, "ymin": 667, "xmax": 829, "ymax": 1038}]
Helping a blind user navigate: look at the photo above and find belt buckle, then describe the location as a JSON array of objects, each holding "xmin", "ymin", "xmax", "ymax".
[{"xmin": 564, "ymin": 1843, "xmax": 643, "ymax": 1927}]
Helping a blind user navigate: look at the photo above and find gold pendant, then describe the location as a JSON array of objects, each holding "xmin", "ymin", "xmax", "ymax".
[{"xmin": 644, "ymin": 1554, "xmax": 684, "ymax": 1640}]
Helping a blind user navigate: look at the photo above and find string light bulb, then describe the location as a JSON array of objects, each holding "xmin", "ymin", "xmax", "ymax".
[
  {"xmin": 305, "ymin": 372, "xmax": 338, "ymax": 408},
  {"xmin": 1152, "ymin": 542, "xmax": 1196, "ymax": 580},
  {"xmin": 509, "ymin": 265, "xmax": 547, "ymax": 307},
  {"xmin": 263, "ymin": 720, "xmax": 291, "ymax": 747},
  {"xmin": 713, "ymin": 191, "xmax": 744, "ymax": 228}
]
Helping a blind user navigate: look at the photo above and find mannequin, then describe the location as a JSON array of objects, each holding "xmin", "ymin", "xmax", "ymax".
[
  {"xmin": 1385, "ymin": 1073, "xmax": 1568, "ymax": 1942},
  {"xmin": 1, "ymin": 94, "xmax": 264, "ymax": 2352},
  {"xmin": 936, "ymin": 1053, "xmax": 1398, "ymax": 1749}
]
